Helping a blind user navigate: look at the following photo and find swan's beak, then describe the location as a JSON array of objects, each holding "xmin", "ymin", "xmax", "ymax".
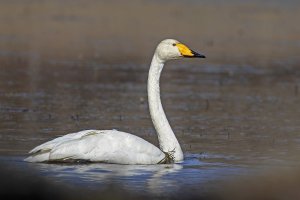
[{"xmin": 176, "ymin": 43, "xmax": 206, "ymax": 58}]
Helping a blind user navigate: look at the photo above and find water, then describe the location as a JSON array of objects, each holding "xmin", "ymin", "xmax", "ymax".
[
  {"xmin": 0, "ymin": 153, "xmax": 245, "ymax": 195},
  {"xmin": 1, "ymin": 59, "xmax": 300, "ymax": 199}
]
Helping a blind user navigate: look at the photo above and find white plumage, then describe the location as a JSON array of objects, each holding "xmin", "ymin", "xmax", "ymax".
[
  {"xmin": 25, "ymin": 39, "xmax": 205, "ymax": 164},
  {"xmin": 25, "ymin": 130, "xmax": 166, "ymax": 164}
]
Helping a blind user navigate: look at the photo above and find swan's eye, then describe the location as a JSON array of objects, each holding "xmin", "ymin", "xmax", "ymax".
[{"xmin": 172, "ymin": 43, "xmax": 176, "ymax": 46}]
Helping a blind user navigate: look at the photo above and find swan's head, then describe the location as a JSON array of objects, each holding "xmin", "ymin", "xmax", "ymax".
[{"xmin": 155, "ymin": 39, "xmax": 205, "ymax": 61}]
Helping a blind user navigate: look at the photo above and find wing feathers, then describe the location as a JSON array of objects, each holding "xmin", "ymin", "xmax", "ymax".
[
  {"xmin": 25, "ymin": 130, "xmax": 166, "ymax": 164},
  {"xmin": 28, "ymin": 130, "xmax": 103, "ymax": 154}
]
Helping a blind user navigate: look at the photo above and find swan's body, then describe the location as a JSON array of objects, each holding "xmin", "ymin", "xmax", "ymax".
[
  {"xmin": 25, "ymin": 130, "xmax": 166, "ymax": 164},
  {"xmin": 25, "ymin": 39, "xmax": 205, "ymax": 164}
]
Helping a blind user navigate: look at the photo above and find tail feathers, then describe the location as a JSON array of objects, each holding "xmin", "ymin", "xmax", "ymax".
[{"xmin": 24, "ymin": 151, "xmax": 50, "ymax": 163}]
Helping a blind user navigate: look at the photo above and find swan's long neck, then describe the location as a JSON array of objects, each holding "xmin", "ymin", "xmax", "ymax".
[{"xmin": 147, "ymin": 53, "xmax": 183, "ymax": 161}]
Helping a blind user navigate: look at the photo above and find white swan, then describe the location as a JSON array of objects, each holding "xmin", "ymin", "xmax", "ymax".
[{"xmin": 25, "ymin": 39, "xmax": 205, "ymax": 164}]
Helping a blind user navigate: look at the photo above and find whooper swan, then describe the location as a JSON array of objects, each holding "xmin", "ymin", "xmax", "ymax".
[{"xmin": 25, "ymin": 39, "xmax": 205, "ymax": 164}]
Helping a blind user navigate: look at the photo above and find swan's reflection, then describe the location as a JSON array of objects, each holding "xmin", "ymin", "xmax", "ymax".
[
  {"xmin": 29, "ymin": 162, "xmax": 183, "ymax": 194},
  {"xmin": 1, "ymin": 155, "xmax": 245, "ymax": 196}
]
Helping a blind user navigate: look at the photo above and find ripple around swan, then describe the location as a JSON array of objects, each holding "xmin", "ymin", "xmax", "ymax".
[{"xmin": 0, "ymin": 154, "xmax": 246, "ymax": 194}]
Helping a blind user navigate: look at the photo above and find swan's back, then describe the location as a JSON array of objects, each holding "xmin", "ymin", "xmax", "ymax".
[{"xmin": 25, "ymin": 130, "xmax": 166, "ymax": 164}]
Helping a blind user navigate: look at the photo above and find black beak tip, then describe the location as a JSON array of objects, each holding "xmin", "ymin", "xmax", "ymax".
[
  {"xmin": 197, "ymin": 54, "xmax": 206, "ymax": 58},
  {"xmin": 191, "ymin": 50, "xmax": 206, "ymax": 58}
]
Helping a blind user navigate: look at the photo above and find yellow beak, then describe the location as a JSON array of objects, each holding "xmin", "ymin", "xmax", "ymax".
[{"xmin": 176, "ymin": 43, "xmax": 206, "ymax": 58}]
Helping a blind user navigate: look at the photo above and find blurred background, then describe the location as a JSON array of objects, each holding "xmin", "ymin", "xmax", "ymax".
[
  {"xmin": 1, "ymin": 0, "xmax": 299, "ymax": 66},
  {"xmin": 0, "ymin": 0, "xmax": 300, "ymax": 199}
]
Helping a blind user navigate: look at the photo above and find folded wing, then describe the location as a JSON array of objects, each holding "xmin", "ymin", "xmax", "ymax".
[{"xmin": 25, "ymin": 130, "xmax": 166, "ymax": 164}]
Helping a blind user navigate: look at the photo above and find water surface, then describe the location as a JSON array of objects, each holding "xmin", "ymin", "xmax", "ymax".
[{"xmin": 1, "ymin": 59, "xmax": 300, "ymax": 198}]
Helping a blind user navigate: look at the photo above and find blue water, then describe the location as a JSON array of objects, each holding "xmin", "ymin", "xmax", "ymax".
[{"xmin": 0, "ymin": 153, "xmax": 247, "ymax": 196}]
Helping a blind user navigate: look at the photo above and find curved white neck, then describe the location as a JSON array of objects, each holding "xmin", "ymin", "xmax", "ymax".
[{"xmin": 147, "ymin": 53, "xmax": 183, "ymax": 161}]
